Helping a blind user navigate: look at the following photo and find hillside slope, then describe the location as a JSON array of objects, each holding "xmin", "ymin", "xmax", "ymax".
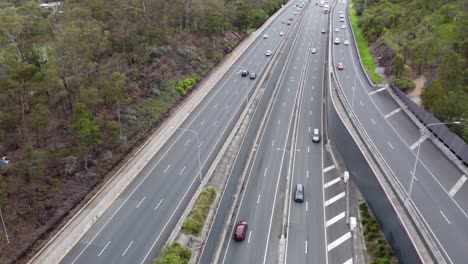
[
  {"xmin": 353, "ymin": 0, "xmax": 467, "ymax": 140},
  {"xmin": 0, "ymin": 0, "xmax": 285, "ymax": 262}
]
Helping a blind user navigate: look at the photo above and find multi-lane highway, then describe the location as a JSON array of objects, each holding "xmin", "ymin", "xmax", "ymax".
[
  {"xmin": 55, "ymin": 0, "xmax": 468, "ymax": 263},
  {"xmin": 221, "ymin": 4, "xmax": 316, "ymax": 263},
  {"xmin": 60, "ymin": 1, "xmax": 302, "ymax": 263},
  {"xmin": 331, "ymin": 1, "xmax": 468, "ymax": 263},
  {"xmin": 215, "ymin": 2, "xmax": 353, "ymax": 264}
]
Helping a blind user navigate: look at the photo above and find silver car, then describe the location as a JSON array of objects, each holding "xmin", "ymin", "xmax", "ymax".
[{"xmin": 294, "ymin": 184, "xmax": 304, "ymax": 202}]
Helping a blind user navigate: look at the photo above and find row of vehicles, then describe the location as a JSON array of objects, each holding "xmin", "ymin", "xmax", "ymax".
[{"xmin": 233, "ymin": 0, "xmax": 321, "ymax": 242}]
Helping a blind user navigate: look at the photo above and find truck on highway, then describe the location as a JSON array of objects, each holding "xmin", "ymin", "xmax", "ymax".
[{"xmin": 324, "ymin": 4, "xmax": 329, "ymax": 14}]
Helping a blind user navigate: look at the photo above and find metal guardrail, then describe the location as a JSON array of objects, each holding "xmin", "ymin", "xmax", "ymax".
[{"xmin": 389, "ymin": 84, "xmax": 468, "ymax": 164}]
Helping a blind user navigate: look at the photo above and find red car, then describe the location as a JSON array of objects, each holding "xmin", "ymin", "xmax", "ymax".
[
  {"xmin": 233, "ymin": 221, "xmax": 248, "ymax": 241},
  {"xmin": 287, "ymin": 21, "xmax": 291, "ymax": 25},
  {"xmin": 337, "ymin": 63, "xmax": 344, "ymax": 70}
]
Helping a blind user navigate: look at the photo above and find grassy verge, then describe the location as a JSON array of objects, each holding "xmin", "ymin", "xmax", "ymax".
[
  {"xmin": 153, "ymin": 242, "xmax": 191, "ymax": 264},
  {"xmin": 182, "ymin": 186, "xmax": 217, "ymax": 235},
  {"xmin": 348, "ymin": 1, "xmax": 383, "ymax": 83},
  {"xmin": 359, "ymin": 203, "xmax": 399, "ymax": 264}
]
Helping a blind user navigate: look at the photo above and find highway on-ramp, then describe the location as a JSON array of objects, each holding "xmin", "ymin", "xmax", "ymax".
[{"xmin": 332, "ymin": 1, "xmax": 468, "ymax": 263}]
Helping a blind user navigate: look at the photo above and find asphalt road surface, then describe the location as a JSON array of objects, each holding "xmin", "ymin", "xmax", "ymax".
[
  {"xmin": 332, "ymin": 1, "xmax": 468, "ymax": 263},
  {"xmin": 220, "ymin": 2, "xmax": 334, "ymax": 264},
  {"xmin": 60, "ymin": 2, "xmax": 303, "ymax": 263}
]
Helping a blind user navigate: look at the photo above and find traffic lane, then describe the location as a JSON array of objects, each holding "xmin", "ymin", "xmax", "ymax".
[
  {"xmin": 384, "ymin": 108, "xmax": 421, "ymax": 147},
  {"xmin": 354, "ymin": 99, "xmax": 468, "ymax": 261},
  {"xmin": 77, "ymin": 153, "xmax": 200, "ymax": 264},
  {"xmin": 286, "ymin": 41, "xmax": 326, "ymax": 264},
  {"xmin": 224, "ymin": 0, "xmax": 316, "ymax": 258},
  {"xmin": 199, "ymin": 16, "xmax": 302, "ymax": 262},
  {"xmin": 333, "ymin": 26, "xmax": 466, "ymax": 205},
  {"xmin": 223, "ymin": 19, "xmax": 314, "ymax": 263},
  {"xmin": 222, "ymin": 60, "xmax": 305, "ymax": 264},
  {"xmin": 344, "ymin": 79, "xmax": 468, "ymax": 216},
  {"xmin": 286, "ymin": 102, "xmax": 324, "ymax": 264},
  {"xmin": 412, "ymin": 178, "xmax": 468, "ymax": 264}
]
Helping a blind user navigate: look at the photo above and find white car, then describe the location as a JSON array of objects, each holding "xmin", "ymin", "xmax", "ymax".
[
  {"xmin": 342, "ymin": 25, "xmax": 346, "ymax": 29},
  {"xmin": 344, "ymin": 39, "xmax": 350, "ymax": 45},
  {"xmin": 334, "ymin": 38, "xmax": 340, "ymax": 44},
  {"xmin": 339, "ymin": 11, "xmax": 343, "ymax": 14},
  {"xmin": 340, "ymin": 14, "xmax": 344, "ymax": 18},
  {"xmin": 280, "ymin": 31, "xmax": 284, "ymax": 36},
  {"xmin": 263, "ymin": 34, "xmax": 268, "ymax": 39},
  {"xmin": 340, "ymin": 18, "xmax": 345, "ymax": 22},
  {"xmin": 265, "ymin": 50, "xmax": 272, "ymax": 56},
  {"xmin": 294, "ymin": 12, "xmax": 298, "ymax": 15},
  {"xmin": 311, "ymin": 48, "xmax": 317, "ymax": 54},
  {"xmin": 335, "ymin": 28, "xmax": 339, "ymax": 32}
]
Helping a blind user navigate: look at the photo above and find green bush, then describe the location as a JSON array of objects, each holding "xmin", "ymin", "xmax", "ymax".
[
  {"xmin": 176, "ymin": 75, "xmax": 200, "ymax": 95},
  {"xmin": 154, "ymin": 242, "xmax": 191, "ymax": 264},
  {"xmin": 182, "ymin": 187, "xmax": 217, "ymax": 235},
  {"xmin": 359, "ymin": 203, "xmax": 398, "ymax": 263},
  {"xmin": 394, "ymin": 78, "xmax": 416, "ymax": 91}
]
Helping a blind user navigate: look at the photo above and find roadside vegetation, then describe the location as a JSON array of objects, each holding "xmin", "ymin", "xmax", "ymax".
[
  {"xmin": 153, "ymin": 242, "xmax": 192, "ymax": 264},
  {"xmin": 352, "ymin": 0, "xmax": 467, "ymax": 141},
  {"xmin": 182, "ymin": 186, "xmax": 217, "ymax": 235},
  {"xmin": 348, "ymin": 0, "xmax": 383, "ymax": 83},
  {"xmin": 0, "ymin": 0, "xmax": 285, "ymax": 261},
  {"xmin": 359, "ymin": 203, "xmax": 399, "ymax": 264}
]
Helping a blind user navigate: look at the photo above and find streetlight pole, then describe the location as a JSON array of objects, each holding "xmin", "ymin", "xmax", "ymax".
[
  {"xmin": 171, "ymin": 127, "xmax": 203, "ymax": 182},
  {"xmin": 405, "ymin": 121, "xmax": 461, "ymax": 205}
]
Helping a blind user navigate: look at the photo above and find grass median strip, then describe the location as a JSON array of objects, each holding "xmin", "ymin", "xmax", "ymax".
[
  {"xmin": 349, "ymin": 1, "xmax": 383, "ymax": 84},
  {"xmin": 182, "ymin": 186, "xmax": 217, "ymax": 235},
  {"xmin": 359, "ymin": 203, "xmax": 398, "ymax": 264}
]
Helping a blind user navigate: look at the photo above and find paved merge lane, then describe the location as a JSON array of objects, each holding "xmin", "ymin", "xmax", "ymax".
[
  {"xmin": 61, "ymin": 2, "xmax": 303, "ymax": 263},
  {"xmin": 332, "ymin": 1, "xmax": 468, "ymax": 263}
]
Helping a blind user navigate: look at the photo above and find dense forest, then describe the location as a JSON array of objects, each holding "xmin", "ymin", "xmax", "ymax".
[
  {"xmin": 0, "ymin": 0, "xmax": 285, "ymax": 262},
  {"xmin": 353, "ymin": 0, "xmax": 467, "ymax": 140}
]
